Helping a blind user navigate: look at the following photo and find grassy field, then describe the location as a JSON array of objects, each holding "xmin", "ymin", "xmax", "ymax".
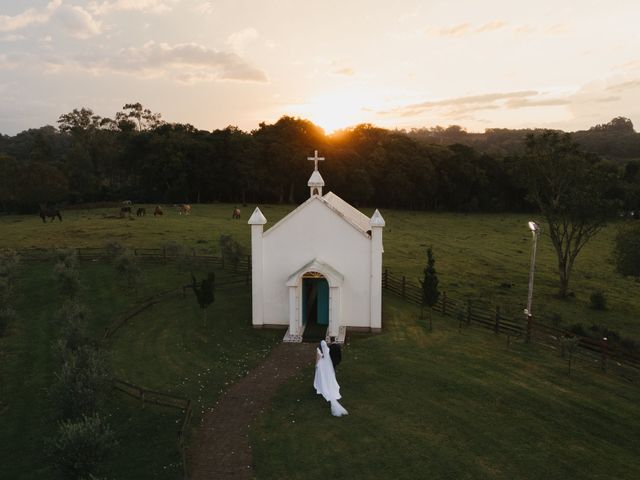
[
  {"xmin": 0, "ymin": 260, "xmax": 280, "ymax": 479},
  {"xmin": 252, "ymin": 296, "xmax": 640, "ymax": 480},
  {"xmin": 0, "ymin": 246, "xmax": 638, "ymax": 478},
  {"xmin": 1, "ymin": 203, "xmax": 638, "ymax": 339}
]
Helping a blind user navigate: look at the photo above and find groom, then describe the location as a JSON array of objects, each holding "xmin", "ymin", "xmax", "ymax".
[{"xmin": 327, "ymin": 337, "xmax": 342, "ymax": 370}]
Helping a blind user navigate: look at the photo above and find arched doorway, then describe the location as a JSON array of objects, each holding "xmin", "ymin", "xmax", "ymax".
[
  {"xmin": 286, "ymin": 258, "xmax": 343, "ymax": 341},
  {"xmin": 302, "ymin": 271, "xmax": 329, "ymax": 330}
]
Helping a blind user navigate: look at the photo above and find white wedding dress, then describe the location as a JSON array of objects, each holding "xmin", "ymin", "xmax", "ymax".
[{"xmin": 313, "ymin": 340, "xmax": 348, "ymax": 417}]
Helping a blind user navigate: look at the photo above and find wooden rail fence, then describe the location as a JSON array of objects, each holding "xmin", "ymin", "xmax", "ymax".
[
  {"xmin": 113, "ymin": 378, "xmax": 192, "ymax": 479},
  {"xmin": 382, "ymin": 268, "xmax": 640, "ymax": 379}
]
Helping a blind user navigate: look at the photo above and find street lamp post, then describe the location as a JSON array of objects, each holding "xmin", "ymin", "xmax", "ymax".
[{"xmin": 524, "ymin": 221, "xmax": 540, "ymax": 343}]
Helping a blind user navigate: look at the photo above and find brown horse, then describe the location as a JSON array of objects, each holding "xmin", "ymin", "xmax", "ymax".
[
  {"xmin": 178, "ymin": 204, "xmax": 191, "ymax": 215},
  {"xmin": 39, "ymin": 205, "xmax": 62, "ymax": 223},
  {"xmin": 136, "ymin": 207, "xmax": 146, "ymax": 217},
  {"xmin": 154, "ymin": 206, "xmax": 163, "ymax": 217},
  {"xmin": 232, "ymin": 207, "xmax": 241, "ymax": 219}
]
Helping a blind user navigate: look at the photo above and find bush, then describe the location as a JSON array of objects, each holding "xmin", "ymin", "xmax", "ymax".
[
  {"xmin": 219, "ymin": 234, "xmax": 244, "ymax": 270},
  {"xmin": 103, "ymin": 239, "xmax": 124, "ymax": 260},
  {"xmin": 53, "ymin": 250, "xmax": 80, "ymax": 299},
  {"xmin": 614, "ymin": 223, "xmax": 640, "ymax": 277},
  {"xmin": 55, "ymin": 301, "xmax": 92, "ymax": 354},
  {"xmin": 49, "ymin": 346, "xmax": 111, "ymax": 420},
  {"xmin": 114, "ymin": 250, "xmax": 141, "ymax": 290},
  {"xmin": 589, "ymin": 290, "xmax": 607, "ymax": 310},
  {"xmin": 49, "ymin": 414, "xmax": 116, "ymax": 480}
]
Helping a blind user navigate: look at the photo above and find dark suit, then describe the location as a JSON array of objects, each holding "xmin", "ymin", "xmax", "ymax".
[{"xmin": 328, "ymin": 342, "xmax": 342, "ymax": 369}]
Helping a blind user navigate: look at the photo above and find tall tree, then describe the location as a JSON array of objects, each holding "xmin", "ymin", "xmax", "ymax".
[
  {"xmin": 519, "ymin": 131, "xmax": 619, "ymax": 298},
  {"xmin": 420, "ymin": 247, "xmax": 440, "ymax": 329}
]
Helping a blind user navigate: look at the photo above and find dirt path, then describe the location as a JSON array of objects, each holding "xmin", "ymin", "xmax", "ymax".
[{"xmin": 188, "ymin": 342, "xmax": 315, "ymax": 479}]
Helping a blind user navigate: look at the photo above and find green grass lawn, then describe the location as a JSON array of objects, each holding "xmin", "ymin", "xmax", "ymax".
[
  {"xmin": 2, "ymin": 204, "xmax": 639, "ymax": 339},
  {"xmin": 252, "ymin": 295, "xmax": 640, "ymax": 480},
  {"xmin": 0, "ymin": 260, "xmax": 280, "ymax": 479}
]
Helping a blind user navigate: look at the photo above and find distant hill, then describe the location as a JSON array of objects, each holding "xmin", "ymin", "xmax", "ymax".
[{"xmin": 407, "ymin": 116, "xmax": 640, "ymax": 162}]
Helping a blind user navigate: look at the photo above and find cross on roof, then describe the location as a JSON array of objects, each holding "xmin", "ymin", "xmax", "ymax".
[{"xmin": 307, "ymin": 150, "xmax": 325, "ymax": 171}]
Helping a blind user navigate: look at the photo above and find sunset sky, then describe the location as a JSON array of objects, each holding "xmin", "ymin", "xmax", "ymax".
[{"xmin": 1, "ymin": 0, "xmax": 639, "ymax": 135}]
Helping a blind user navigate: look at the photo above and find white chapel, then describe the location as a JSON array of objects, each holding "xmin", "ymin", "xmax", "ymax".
[{"xmin": 248, "ymin": 151, "xmax": 385, "ymax": 342}]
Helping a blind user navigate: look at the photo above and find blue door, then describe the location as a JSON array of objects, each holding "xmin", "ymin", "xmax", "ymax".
[
  {"xmin": 302, "ymin": 277, "xmax": 329, "ymax": 326},
  {"xmin": 316, "ymin": 278, "xmax": 329, "ymax": 325}
]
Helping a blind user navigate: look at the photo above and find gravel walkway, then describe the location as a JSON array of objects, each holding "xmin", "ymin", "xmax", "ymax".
[{"xmin": 188, "ymin": 342, "xmax": 315, "ymax": 479}]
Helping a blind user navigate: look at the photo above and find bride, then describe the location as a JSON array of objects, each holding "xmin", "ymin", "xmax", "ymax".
[{"xmin": 313, "ymin": 340, "xmax": 348, "ymax": 417}]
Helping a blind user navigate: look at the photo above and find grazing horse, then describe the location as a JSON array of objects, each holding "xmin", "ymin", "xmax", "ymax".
[
  {"xmin": 136, "ymin": 207, "xmax": 146, "ymax": 217},
  {"xmin": 154, "ymin": 206, "xmax": 163, "ymax": 217},
  {"xmin": 39, "ymin": 205, "xmax": 62, "ymax": 223},
  {"xmin": 120, "ymin": 206, "xmax": 132, "ymax": 217},
  {"xmin": 232, "ymin": 207, "xmax": 241, "ymax": 219},
  {"xmin": 178, "ymin": 204, "xmax": 191, "ymax": 215}
]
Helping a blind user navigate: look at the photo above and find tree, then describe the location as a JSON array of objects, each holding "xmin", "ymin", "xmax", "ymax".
[
  {"xmin": 190, "ymin": 272, "xmax": 215, "ymax": 324},
  {"xmin": 115, "ymin": 103, "xmax": 163, "ymax": 132},
  {"xmin": 419, "ymin": 247, "xmax": 440, "ymax": 330},
  {"xmin": 519, "ymin": 131, "xmax": 618, "ymax": 298},
  {"xmin": 49, "ymin": 414, "xmax": 116, "ymax": 480},
  {"xmin": 614, "ymin": 223, "xmax": 640, "ymax": 277},
  {"xmin": 219, "ymin": 234, "xmax": 245, "ymax": 271}
]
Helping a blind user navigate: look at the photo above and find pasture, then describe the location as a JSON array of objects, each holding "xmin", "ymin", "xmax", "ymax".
[
  {"xmin": 1, "ymin": 203, "xmax": 639, "ymax": 340},
  {"xmin": 1, "ymin": 203, "xmax": 639, "ymax": 479}
]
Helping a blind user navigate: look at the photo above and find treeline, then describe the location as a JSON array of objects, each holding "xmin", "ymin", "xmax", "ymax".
[{"xmin": 0, "ymin": 105, "xmax": 639, "ymax": 213}]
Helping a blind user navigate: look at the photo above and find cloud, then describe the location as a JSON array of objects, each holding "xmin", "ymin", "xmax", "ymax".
[
  {"xmin": 88, "ymin": 0, "xmax": 175, "ymax": 15},
  {"xmin": 226, "ymin": 28, "xmax": 258, "ymax": 54},
  {"xmin": 70, "ymin": 41, "xmax": 268, "ymax": 83},
  {"xmin": 0, "ymin": 0, "xmax": 60, "ymax": 33},
  {"xmin": 331, "ymin": 67, "xmax": 355, "ymax": 76},
  {"xmin": 385, "ymin": 91, "xmax": 539, "ymax": 117},
  {"xmin": 427, "ymin": 20, "xmax": 507, "ymax": 37},
  {"xmin": 0, "ymin": 1, "xmax": 101, "ymax": 38},
  {"xmin": 53, "ymin": 4, "xmax": 102, "ymax": 38},
  {"xmin": 194, "ymin": 2, "xmax": 215, "ymax": 15},
  {"xmin": 475, "ymin": 21, "xmax": 507, "ymax": 33}
]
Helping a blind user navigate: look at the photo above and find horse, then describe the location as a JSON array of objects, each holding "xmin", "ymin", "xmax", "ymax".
[
  {"xmin": 120, "ymin": 206, "xmax": 132, "ymax": 217},
  {"xmin": 232, "ymin": 207, "xmax": 241, "ymax": 219},
  {"xmin": 178, "ymin": 204, "xmax": 191, "ymax": 215},
  {"xmin": 39, "ymin": 205, "xmax": 62, "ymax": 223},
  {"xmin": 136, "ymin": 207, "xmax": 146, "ymax": 217},
  {"xmin": 154, "ymin": 206, "xmax": 163, "ymax": 217}
]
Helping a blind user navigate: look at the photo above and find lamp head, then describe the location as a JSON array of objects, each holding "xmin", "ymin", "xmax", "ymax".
[{"xmin": 528, "ymin": 221, "xmax": 538, "ymax": 232}]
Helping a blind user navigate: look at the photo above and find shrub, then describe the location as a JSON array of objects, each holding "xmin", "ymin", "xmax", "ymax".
[
  {"xmin": 114, "ymin": 250, "xmax": 141, "ymax": 290},
  {"xmin": 55, "ymin": 301, "xmax": 92, "ymax": 354},
  {"xmin": 53, "ymin": 250, "xmax": 80, "ymax": 299},
  {"xmin": 589, "ymin": 290, "xmax": 607, "ymax": 310},
  {"xmin": 614, "ymin": 223, "xmax": 640, "ymax": 277},
  {"xmin": 103, "ymin": 239, "xmax": 124, "ymax": 260},
  {"xmin": 49, "ymin": 346, "xmax": 111, "ymax": 420},
  {"xmin": 219, "ymin": 234, "xmax": 244, "ymax": 271},
  {"xmin": 49, "ymin": 414, "xmax": 116, "ymax": 480}
]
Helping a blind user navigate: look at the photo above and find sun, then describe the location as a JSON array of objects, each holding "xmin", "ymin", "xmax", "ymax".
[{"xmin": 288, "ymin": 91, "xmax": 373, "ymax": 133}]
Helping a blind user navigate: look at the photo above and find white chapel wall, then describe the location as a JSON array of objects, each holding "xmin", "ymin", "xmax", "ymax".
[{"xmin": 261, "ymin": 199, "xmax": 372, "ymax": 329}]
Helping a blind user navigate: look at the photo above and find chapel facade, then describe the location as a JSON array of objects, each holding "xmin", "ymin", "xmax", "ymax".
[{"xmin": 248, "ymin": 151, "xmax": 385, "ymax": 342}]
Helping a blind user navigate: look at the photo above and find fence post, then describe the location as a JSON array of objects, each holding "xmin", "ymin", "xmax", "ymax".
[
  {"xmin": 494, "ymin": 306, "xmax": 501, "ymax": 334},
  {"xmin": 466, "ymin": 300, "xmax": 472, "ymax": 325},
  {"xmin": 601, "ymin": 337, "xmax": 608, "ymax": 372},
  {"xmin": 401, "ymin": 276, "xmax": 406, "ymax": 298},
  {"xmin": 441, "ymin": 291, "xmax": 447, "ymax": 315},
  {"xmin": 526, "ymin": 314, "xmax": 533, "ymax": 343}
]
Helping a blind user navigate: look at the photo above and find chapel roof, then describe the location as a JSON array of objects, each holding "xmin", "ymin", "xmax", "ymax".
[{"xmin": 321, "ymin": 192, "xmax": 371, "ymax": 234}]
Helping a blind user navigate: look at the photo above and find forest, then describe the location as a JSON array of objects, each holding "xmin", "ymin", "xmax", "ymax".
[{"xmin": 0, "ymin": 103, "xmax": 638, "ymax": 214}]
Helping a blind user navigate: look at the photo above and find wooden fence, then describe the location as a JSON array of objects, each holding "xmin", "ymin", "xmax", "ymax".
[
  {"xmin": 113, "ymin": 378, "xmax": 192, "ymax": 479},
  {"xmin": 383, "ymin": 268, "xmax": 640, "ymax": 379}
]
